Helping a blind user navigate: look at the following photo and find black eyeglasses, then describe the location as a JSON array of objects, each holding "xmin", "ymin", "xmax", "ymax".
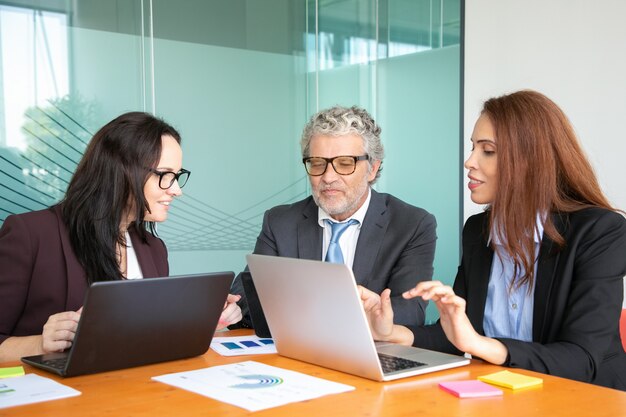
[
  {"xmin": 149, "ymin": 168, "xmax": 191, "ymax": 189},
  {"xmin": 302, "ymin": 155, "xmax": 369, "ymax": 176}
]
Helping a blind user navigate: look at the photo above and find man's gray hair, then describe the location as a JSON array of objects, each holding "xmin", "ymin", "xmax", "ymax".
[{"xmin": 300, "ymin": 105, "xmax": 384, "ymax": 182}]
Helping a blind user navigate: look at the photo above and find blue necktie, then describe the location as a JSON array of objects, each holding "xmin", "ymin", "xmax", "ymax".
[{"xmin": 325, "ymin": 219, "xmax": 358, "ymax": 264}]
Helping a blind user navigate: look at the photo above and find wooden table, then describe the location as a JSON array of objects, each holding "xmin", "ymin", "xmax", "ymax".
[{"xmin": 1, "ymin": 330, "xmax": 625, "ymax": 416}]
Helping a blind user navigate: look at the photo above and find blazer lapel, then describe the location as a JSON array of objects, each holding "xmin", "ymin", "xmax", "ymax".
[
  {"xmin": 463, "ymin": 213, "xmax": 492, "ymax": 335},
  {"xmin": 297, "ymin": 198, "xmax": 323, "ymax": 260},
  {"xmin": 54, "ymin": 206, "xmax": 88, "ymax": 309},
  {"xmin": 353, "ymin": 189, "xmax": 388, "ymax": 286},
  {"xmin": 532, "ymin": 214, "xmax": 562, "ymax": 341},
  {"xmin": 465, "ymin": 244, "xmax": 493, "ymax": 335}
]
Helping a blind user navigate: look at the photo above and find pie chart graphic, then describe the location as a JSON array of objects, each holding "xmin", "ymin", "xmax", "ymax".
[{"xmin": 230, "ymin": 374, "xmax": 284, "ymax": 389}]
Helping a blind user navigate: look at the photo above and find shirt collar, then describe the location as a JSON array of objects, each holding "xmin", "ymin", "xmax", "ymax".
[
  {"xmin": 489, "ymin": 213, "xmax": 545, "ymax": 246},
  {"xmin": 317, "ymin": 188, "xmax": 371, "ymax": 227}
]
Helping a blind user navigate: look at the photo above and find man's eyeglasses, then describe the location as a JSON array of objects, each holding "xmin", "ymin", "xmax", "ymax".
[
  {"xmin": 149, "ymin": 168, "xmax": 191, "ymax": 189},
  {"xmin": 302, "ymin": 155, "xmax": 369, "ymax": 176}
]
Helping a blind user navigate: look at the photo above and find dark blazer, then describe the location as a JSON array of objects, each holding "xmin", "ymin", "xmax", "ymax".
[
  {"xmin": 409, "ymin": 208, "xmax": 626, "ymax": 390},
  {"xmin": 232, "ymin": 189, "xmax": 437, "ymax": 327},
  {"xmin": 0, "ymin": 205, "xmax": 169, "ymax": 345}
]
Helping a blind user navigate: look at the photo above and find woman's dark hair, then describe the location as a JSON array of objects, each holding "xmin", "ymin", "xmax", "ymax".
[{"xmin": 61, "ymin": 112, "xmax": 181, "ymax": 284}]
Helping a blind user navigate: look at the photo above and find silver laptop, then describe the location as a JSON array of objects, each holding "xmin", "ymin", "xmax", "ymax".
[
  {"xmin": 22, "ymin": 272, "xmax": 233, "ymax": 377},
  {"xmin": 246, "ymin": 254, "xmax": 469, "ymax": 381}
]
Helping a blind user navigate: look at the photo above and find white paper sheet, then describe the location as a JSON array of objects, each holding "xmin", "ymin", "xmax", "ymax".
[
  {"xmin": 0, "ymin": 373, "xmax": 81, "ymax": 409},
  {"xmin": 152, "ymin": 360, "xmax": 354, "ymax": 411},
  {"xmin": 210, "ymin": 335, "xmax": 277, "ymax": 356}
]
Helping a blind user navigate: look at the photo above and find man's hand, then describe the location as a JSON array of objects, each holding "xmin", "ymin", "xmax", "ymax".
[
  {"xmin": 217, "ymin": 294, "xmax": 242, "ymax": 330},
  {"xmin": 358, "ymin": 286, "xmax": 394, "ymax": 341}
]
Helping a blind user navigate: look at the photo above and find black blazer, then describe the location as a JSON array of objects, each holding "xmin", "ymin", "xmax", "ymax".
[
  {"xmin": 409, "ymin": 208, "xmax": 626, "ymax": 390},
  {"xmin": 232, "ymin": 189, "xmax": 437, "ymax": 327}
]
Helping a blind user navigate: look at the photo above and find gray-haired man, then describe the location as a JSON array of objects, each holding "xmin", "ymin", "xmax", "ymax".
[{"xmin": 232, "ymin": 106, "xmax": 436, "ymax": 327}]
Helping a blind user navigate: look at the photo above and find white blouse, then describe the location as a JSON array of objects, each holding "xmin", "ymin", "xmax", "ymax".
[{"xmin": 124, "ymin": 231, "xmax": 143, "ymax": 279}]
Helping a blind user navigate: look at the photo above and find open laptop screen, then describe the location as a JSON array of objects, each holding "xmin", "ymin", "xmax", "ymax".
[{"xmin": 22, "ymin": 272, "xmax": 233, "ymax": 377}]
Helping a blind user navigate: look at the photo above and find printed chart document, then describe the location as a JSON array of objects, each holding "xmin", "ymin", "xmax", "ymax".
[
  {"xmin": 152, "ymin": 360, "xmax": 354, "ymax": 411},
  {"xmin": 211, "ymin": 335, "xmax": 277, "ymax": 356},
  {"xmin": 0, "ymin": 374, "xmax": 81, "ymax": 409}
]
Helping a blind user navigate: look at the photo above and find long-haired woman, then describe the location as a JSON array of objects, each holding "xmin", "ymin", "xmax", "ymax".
[
  {"xmin": 361, "ymin": 90, "xmax": 626, "ymax": 390},
  {"xmin": 0, "ymin": 112, "xmax": 241, "ymax": 361}
]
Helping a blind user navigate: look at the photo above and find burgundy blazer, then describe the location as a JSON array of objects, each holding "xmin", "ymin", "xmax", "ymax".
[{"xmin": 0, "ymin": 205, "xmax": 169, "ymax": 345}]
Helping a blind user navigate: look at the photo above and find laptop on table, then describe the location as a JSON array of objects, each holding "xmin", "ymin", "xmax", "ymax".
[
  {"xmin": 22, "ymin": 272, "xmax": 233, "ymax": 377},
  {"xmin": 246, "ymin": 254, "xmax": 469, "ymax": 382},
  {"xmin": 240, "ymin": 271, "xmax": 272, "ymax": 338}
]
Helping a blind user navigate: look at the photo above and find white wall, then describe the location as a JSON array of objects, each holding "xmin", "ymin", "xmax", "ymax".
[
  {"xmin": 464, "ymin": 0, "xmax": 626, "ymax": 307},
  {"xmin": 464, "ymin": 0, "xmax": 626, "ymax": 217}
]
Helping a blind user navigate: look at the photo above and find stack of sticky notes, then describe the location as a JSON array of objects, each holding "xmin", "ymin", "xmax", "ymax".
[
  {"xmin": 439, "ymin": 370, "xmax": 543, "ymax": 398},
  {"xmin": 478, "ymin": 370, "xmax": 543, "ymax": 390},
  {"xmin": 438, "ymin": 380, "xmax": 503, "ymax": 398},
  {"xmin": 0, "ymin": 366, "xmax": 25, "ymax": 379}
]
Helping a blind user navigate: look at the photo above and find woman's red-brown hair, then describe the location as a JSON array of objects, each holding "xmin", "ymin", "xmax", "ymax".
[{"xmin": 482, "ymin": 90, "xmax": 615, "ymax": 289}]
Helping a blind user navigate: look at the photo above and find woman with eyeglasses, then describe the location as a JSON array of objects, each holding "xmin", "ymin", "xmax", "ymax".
[
  {"xmin": 0, "ymin": 112, "xmax": 241, "ymax": 361},
  {"xmin": 360, "ymin": 90, "xmax": 626, "ymax": 390}
]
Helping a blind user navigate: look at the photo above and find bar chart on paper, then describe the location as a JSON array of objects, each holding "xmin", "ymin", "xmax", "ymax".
[{"xmin": 210, "ymin": 336, "xmax": 277, "ymax": 356}]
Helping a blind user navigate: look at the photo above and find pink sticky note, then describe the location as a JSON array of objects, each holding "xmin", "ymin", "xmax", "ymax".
[{"xmin": 439, "ymin": 380, "xmax": 503, "ymax": 398}]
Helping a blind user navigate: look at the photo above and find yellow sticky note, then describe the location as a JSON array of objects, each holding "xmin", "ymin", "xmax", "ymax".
[
  {"xmin": 0, "ymin": 366, "xmax": 25, "ymax": 379},
  {"xmin": 478, "ymin": 370, "xmax": 543, "ymax": 390}
]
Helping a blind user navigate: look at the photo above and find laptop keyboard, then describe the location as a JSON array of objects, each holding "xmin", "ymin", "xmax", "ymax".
[
  {"xmin": 378, "ymin": 353, "xmax": 425, "ymax": 374},
  {"xmin": 41, "ymin": 357, "xmax": 68, "ymax": 370}
]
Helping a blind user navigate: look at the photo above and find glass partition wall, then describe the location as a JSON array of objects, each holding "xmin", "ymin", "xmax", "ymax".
[{"xmin": 0, "ymin": 0, "xmax": 461, "ymax": 321}]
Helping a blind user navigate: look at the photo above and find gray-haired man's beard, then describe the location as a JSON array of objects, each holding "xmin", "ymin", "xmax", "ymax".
[{"xmin": 312, "ymin": 182, "xmax": 370, "ymax": 220}]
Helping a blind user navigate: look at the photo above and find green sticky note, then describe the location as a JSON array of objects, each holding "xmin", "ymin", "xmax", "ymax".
[{"xmin": 0, "ymin": 366, "xmax": 25, "ymax": 379}]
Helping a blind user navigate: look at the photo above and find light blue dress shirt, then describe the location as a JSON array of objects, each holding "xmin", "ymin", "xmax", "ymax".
[
  {"xmin": 318, "ymin": 189, "xmax": 371, "ymax": 268},
  {"xmin": 482, "ymin": 218, "xmax": 544, "ymax": 342}
]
